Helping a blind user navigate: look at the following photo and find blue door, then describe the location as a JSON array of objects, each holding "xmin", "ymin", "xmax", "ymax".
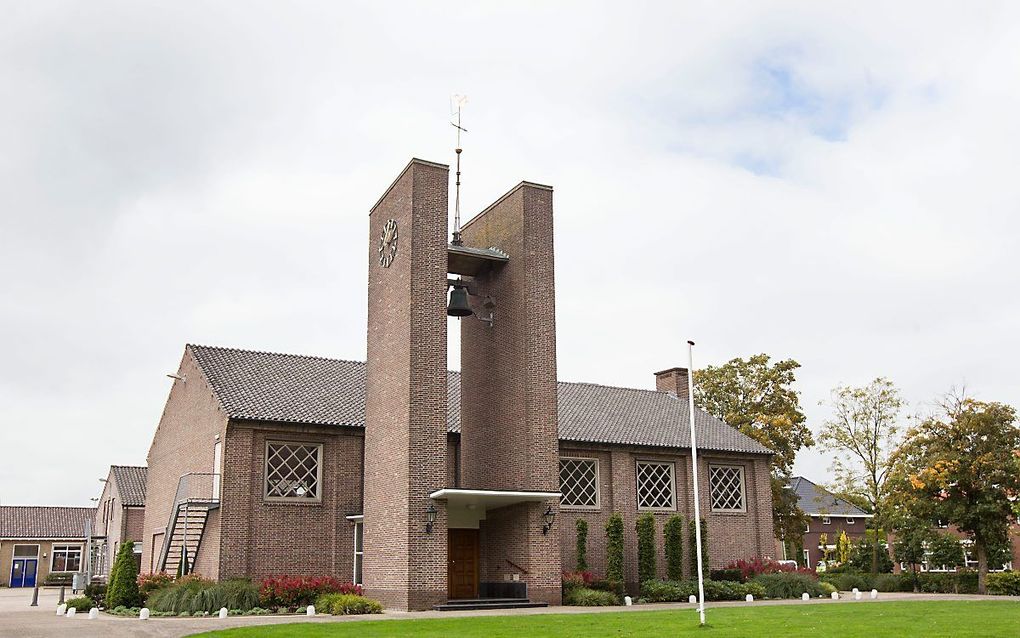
[
  {"xmin": 23, "ymin": 559, "xmax": 37, "ymax": 587},
  {"xmin": 9, "ymin": 559, "xmax": 37, "ymax": 588}
]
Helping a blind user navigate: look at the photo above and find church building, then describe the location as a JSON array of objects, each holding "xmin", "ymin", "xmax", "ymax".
[{"xmin": 139, "ymin": 159, "xmax": 775, "ymax": 610}]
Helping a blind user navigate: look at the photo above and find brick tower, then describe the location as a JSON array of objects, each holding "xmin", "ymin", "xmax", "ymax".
[
  {"xmin": 364, "ymin": 161, "xmax": 561, "ymax": 610},
  {"xmin": 363, "ymin": 159, "xmax": 450, "ymax": 610}
]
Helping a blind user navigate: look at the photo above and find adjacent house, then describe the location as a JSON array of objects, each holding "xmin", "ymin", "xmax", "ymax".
[
  {"xmin": 788, "ymin": 476, "xmax": 871, "ymax": 568},
  {"xmin": 137, "ymin": 158, "xmax": 778, "ymax": 611},
  {"xmin": 91, "ymin": 465, "xmax": 148, "ymax": 579},
  {"xmin": 0, "ymin": 506, "xmax": 95, "ymax": 587}
]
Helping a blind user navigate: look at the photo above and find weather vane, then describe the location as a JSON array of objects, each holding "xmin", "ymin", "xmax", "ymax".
[{"xmin": 450, "ymin": 94, "xmax": 468, "ymax": 246}]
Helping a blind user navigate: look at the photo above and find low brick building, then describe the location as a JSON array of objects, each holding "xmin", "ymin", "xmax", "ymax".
[
  {"xmin": 788, "ymin": 476, "xmax": 871, "ymax": 568},
  {"xmin": 139, "ymin": 158, "xmax": 776, "ymax": 610},
  {"xmin": 0, "ymin": 506, "xmax": 95, "ymax": 587},
  {"xmin": 91, "ymin": 465, "xmax": 147, "ymax": 580}
]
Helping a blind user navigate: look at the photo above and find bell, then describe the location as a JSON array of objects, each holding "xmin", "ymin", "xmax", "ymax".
[{"xmin": 447, "ymin": 285, "xmax": 473, "ymax": 317}]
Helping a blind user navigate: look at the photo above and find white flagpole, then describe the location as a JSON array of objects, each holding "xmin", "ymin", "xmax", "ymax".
[{"xmin": 687, "ymin": 340, "xmax": 706, "ymax": 625}]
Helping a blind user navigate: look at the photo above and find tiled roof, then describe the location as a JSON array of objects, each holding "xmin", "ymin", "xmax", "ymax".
[
  {"xmin": 790, "ymin": 476, "xmax": 871, "ymax": 517},
  {"xmin": 0, "ymin": 506, "xmax": 96, "ymax": 539},
  {"xmin": 110, "ymin": 466, "xmax": 148, "ymax": 507},
  {"xmin": 188, "ymin": 344, "xmax": 771, "ymax": 455}
]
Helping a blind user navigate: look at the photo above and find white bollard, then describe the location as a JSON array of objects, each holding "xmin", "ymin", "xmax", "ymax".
[
  {"xmin": 139, "ymin": 608, "xmax": 150, "ymax": 620},
  {"xmin": 56, "ymin": 604, "xmax": 67, "ymax": 616},
  {"xmin": 219, "ymin": 608, "xmax": 228, "ymax": 619},
  {"xmin": 66, "ymin": 607, "xmax": 77, "ymax": 617},
  {"xmin": 871, "ymin": 589, "xmax": 878, "ymax": 599},
  {"xmin": 855, "ymin": 591, "xmax": 862, "ymax": 600},
  {"xmin": 89, "ymin": 608, "xmax": 99, "ymax": 619},
  {"xmin": 307, "ymin": 604, "xmax": 316, "ymax": 616},
  {"xmin": 745, "ymin": 594, "xmax": 753, "ymax": 602},
  {"xmin": 688, "ymin": 595, "xmax": 697, "ymax": 604},
  {"xmin": 801, "ymin": 592, "xmax": 810, "ymax": 601},
  {"xmin": 830, "ymin": 591, "xmax": 839, "ymax": 600},
  {"xmin": 624, "ymin": 596, "xmax": 632, "ymax": 606},
  {"xmin": 852, "ymin": 587, "xmax": 859, "ymax": 595}
]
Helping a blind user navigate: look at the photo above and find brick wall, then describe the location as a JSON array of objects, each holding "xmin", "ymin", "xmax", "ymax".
[
  {"xmin": 557, "ymin": 444, "xmax": 774, "ymax": 591},
  {"xmin": 802, "ymin": 515, "xmax": 870, "ymax": 567},
  {"xmin": 217, "ymin": 422, "xmax": 363, "ymax": 581},
  {"xmin": 363, "ymin": 159, "xmax": 450, "ymax": 610},
  {"xmin": 140, "ymin": 348, "xmax": 229, "ymax": 576}
]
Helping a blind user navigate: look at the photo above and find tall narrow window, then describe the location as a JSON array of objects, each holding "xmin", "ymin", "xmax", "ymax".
[
  {"xmin": 353, "ymin": 522, "xmax": 364, "ymax": 585},
  {"xmin": 709, "ymin": 465, "xmax": 746, "ymax": 512},
  {"xmin": 265, "ymin": 441, "xmax": 322, "ymax": 501},
  {"xmin": 636, "ymin": 461, "xmax": 675, "ymax": 510},
  {"xmin": 559, "ymin": 458, "xmax": 600, "ymax": 509},
  {"xmin": 213, "ymin": 440, "xmax": 223, "ymax": 499}
]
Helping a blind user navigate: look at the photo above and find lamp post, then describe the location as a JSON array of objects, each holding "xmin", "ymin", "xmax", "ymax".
[{"xmin": 686, "ymin": 340, "xmax": 706, "ymax": 626}]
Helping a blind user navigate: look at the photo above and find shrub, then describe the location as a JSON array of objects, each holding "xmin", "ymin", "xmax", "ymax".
[
  {"xmin": 562, "ymin": 571, "xmax": 595, "ymax": 596},
  {"xmin": 259, "ymin": 576, "xmax": 362, "ymax": 608},
  {"xmin": 987, "ymin": 571, "xmax": 1020, "ymax": 596},
  {"xmin": 664, "ymin": 515, "xmax": 684, "ymax": 581},
  {"xmin": 65, "ymin": 596, "xmax": 95, "ymax": 612},
  {"xmin": 915, "ymin": 571, "xmax": 978, "ymax": 594},
  {"xmin": 640, "ymin": 579, "xmax": 695, "ymax": 602},
  {"xmin": 752, "ymin": 573, "xmax": 825, "ymax": 599},
  {"xmin": 575, "ymin": 519, "xmax": 589, "ymax": 572},
  {"xmin": 314, "ymin": 593, "xmax": 383, "ymax": 615},
  {"xmin": 192, "ymin": 580, "xmax": 260, "ymax": 614},
  {"xmin": 640, "ymin": 579, "xmax": 763, "ymax": 602},
  {"xmin": 821, "ymin": 571, "xmax": 874, "ymax": 592},
  {"xmin": 84, "ymin": 582, "xmax": 107, "ymax": 605},
  {"xmin": 688, "ymin": 518, "xmax": 708, "ymax": 576},
  {"xmin": 107, "ymin": 541, "xmax": 142, "ymax": 608},
  {"xmin": 564, "ymin": 587, "xmax": 619, "ymax": 606},
  {"xmin": 726, "ymin": 557, "xmax": 816, "ymax": 581},
  {"xmin": 874, "ymin": 573, "xmax": 913, "ymax": 592},
  {"xmin": 146, "ymin": 575, "xmax": 215, "ymax": 613},
  {"xmin": 636, "ymin": 513, "xmax": 657, "ymax": 584},
  {"xmin": 138, "ymin": 572, "xmax": 175, "ymax": 598},
  {"xmin": 605, "ymin": 513, "xmax": 624, "ymax": 582},
  {"xmin": 589, "ymin": 578, "xmax": 625, "ymax": 602},
  {"xmin": 709, "ymin": 569, "xmax": 743, "ymax": 582},
  {"xmin": 819, "ymin": 582, "xmax": 837, "ymax": 596}
]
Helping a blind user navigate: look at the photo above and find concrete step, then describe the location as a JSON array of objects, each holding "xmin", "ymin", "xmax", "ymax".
[{"xmin": 434, "ymin": 598, "xmax": 548, "ymax": 611}]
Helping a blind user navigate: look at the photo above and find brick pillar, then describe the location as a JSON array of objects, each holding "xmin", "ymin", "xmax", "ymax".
[
  {"xmin": 363, "ymin": 159, "xmax": 450, "ymax": 610},
  {"xmin": 458, "ymin": 181, "xmax": 561, "ymax": 603}
]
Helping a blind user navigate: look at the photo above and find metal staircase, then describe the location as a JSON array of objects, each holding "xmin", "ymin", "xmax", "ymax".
[{"xmin": 158, "ymin": 473, "xmax": 220, "ymax": 575}]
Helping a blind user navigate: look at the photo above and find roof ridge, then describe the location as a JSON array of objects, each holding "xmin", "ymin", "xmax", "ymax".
[
  {"xmin": 188, "ymin": 343, "xmax": 367, "ymax": 366},
  {"xmin": 111, "ymin": 464, "xmax": 147, "ymax": 469}
]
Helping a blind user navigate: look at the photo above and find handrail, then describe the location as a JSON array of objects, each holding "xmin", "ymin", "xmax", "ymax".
[
  {"xmin": 157, "ymin": 472, "xmax": 222, "ymax": 573},
  {"xmin": 505, "ymin": 558, "xmax": 529, "ymax": 574}
]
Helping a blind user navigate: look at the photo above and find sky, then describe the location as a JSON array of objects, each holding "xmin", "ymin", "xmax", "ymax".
[{"xmin": 2, "ymin": 1, "xmax": 1019, "ymax": 507}]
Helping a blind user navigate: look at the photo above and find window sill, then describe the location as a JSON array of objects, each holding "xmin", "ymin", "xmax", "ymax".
[{"xmin": 261, "ymin": 499, "xmax": 324, "ymax": 507}]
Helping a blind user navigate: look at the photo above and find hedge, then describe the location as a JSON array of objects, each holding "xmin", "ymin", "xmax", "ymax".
[
  {"xmin": 987, "ymin": 571, "xmax": 1020, "ymax": 596},
  {"xmin": 575, "ymin": 519, "xmax": 589, "ymax": 572},
  {"xmin": 636, "ymin": 513, "xmax": 656, "ymax": 584},
  {"xmin": 605, "ymin": 513, "xmax": 625, "ymax": 582},
  {"xmin": 688, "ymin": 518, "xmax": 708, "ymax": 577},
  {"xmin": 313, "ymin": 593, "xmax": 383, "ymax": 615},
  {"xmin": 640, "ymin": 579, "xmax": 765, "ymax": 602},
  {"xmin": 564, "ymin": 587, "xmax": 620, "ymax": 606},
  {"xmin": 752, "ymin": 573, "xmax": 825, "ymax": 599},
  {"xmin": 664, "ymin": 515, "xmax": 684, "ymax": 581}
]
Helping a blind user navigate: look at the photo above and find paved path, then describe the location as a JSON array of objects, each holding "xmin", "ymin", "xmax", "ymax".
[{"xmin": 1, "ymin": 587, "xmax": 1016, "ymax": 638}]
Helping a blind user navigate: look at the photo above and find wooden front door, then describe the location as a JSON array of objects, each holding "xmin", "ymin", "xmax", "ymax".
[{"xmin": 447, "ymin": 528, "xmax": 479, "ymax": 599}]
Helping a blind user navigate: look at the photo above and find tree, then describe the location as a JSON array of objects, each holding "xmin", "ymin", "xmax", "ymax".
[
  {"xmin": 694, "ymin": 354, "xmax": 813, "ymax": 546},
  {"xmin": 927, "ymin": 532, "xmax": 965, "ymax": 571},
  {"xmin": 636, "ymin": 514, "xmax": 656, "ymax": 584},
  {"xmin": 575, "ymin": 519, "xmax": 589, "ymax": 572},
  {"xmin": 688, "ymin": 518, "xmax": 708, "ymax": 577},
  {"xmin": 664, "ymin": 515, "xmax": 684, "ymax": 581},
  {"xmin": 836, "ymin": 530, "xmax": 852, "ymax": 564},
  {"xmin": 817, "ymin": 533, "xmax": 831, "ymax": 563},
  {"xmin": 106, "ymin": 541, "xmax": 141, "ymax": 608},
  {"xmin": 887, "ymin": 396, "xmax": 1020, "ymax": 593},
  {"xmin": 819, "ymin": 378, "xmax": 904, "ymax": 573},
  {"xmin": 605, "ymin": 513, "xmax": 624, "ymax": 582},
  {"xmin": 892, "ymin": 519, "xmax": 931, "ymax": 592}
]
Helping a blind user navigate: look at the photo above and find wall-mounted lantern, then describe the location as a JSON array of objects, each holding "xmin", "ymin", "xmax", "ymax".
[
  {"xmin": 542, "ymin": 506, "xmax": 556, "ymax": 535},
  {"xmin": 425, "ymin": 502, "xmax": 438, "ymax": 534}
]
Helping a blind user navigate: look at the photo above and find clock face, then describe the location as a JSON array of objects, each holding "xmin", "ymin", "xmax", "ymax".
[{"xmin": 378, "ymin": 219, "xmax": 398, "ymax": 267}]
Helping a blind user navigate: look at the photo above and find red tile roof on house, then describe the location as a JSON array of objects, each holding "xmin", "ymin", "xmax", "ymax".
[{"xmin": 0, "ymin": 506, "xmax": 96, "ymax": 539}]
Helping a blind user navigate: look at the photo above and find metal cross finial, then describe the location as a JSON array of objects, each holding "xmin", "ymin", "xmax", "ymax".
[{"xmin": 450, "ymin": 94, "xmax": 468, "ymax": 245}]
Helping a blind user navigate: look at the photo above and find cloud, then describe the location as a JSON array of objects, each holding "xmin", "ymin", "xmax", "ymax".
[{"xmin": 1, "ymin": 1, "xmax": 1019, "ymax": 504}]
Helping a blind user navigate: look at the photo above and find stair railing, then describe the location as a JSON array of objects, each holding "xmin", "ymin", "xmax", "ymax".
[{"xmin": 157, "ymin": 472, "xmax": 221, "ymax": 573}]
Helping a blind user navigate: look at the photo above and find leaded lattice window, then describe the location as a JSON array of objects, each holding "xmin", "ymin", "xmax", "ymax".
[
  {"xmin": 709, "ymin": 465, "xmax": 745, "ymax": 512},
  {"xmin": 265, "ymin": 442, "xmax": 322, "ymax": 501},
  {"xmin": 559, "ymin": 458, "xmax": 600, "ymax": 508},
  {"xmin": 636, "ymin": 461, "xmax": 675, "ymax": 510}
]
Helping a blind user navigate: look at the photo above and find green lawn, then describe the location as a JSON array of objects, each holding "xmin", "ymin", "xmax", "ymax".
[{"xmin": 192, "ymin": 600, "xmax": 1020, "ymax": 638}]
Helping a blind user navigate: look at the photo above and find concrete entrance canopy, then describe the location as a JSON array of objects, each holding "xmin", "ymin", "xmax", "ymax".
[{"xmin": 430, "ymin": 489, "xmax": 561, "ymax": 510}]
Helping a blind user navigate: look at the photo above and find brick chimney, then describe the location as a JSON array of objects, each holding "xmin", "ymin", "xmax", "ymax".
[{"xmin": 655, "ymin": 367, "xmax": 691, "ymax": 401}]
